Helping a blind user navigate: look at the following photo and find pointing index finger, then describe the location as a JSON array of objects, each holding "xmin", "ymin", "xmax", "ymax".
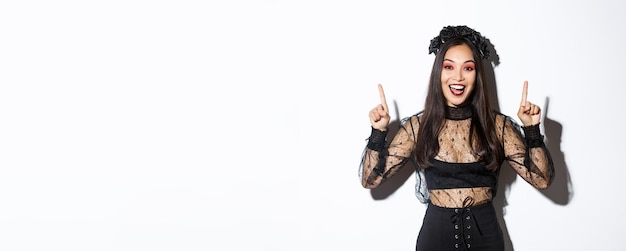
[
  {"xmin": 378, "ymin": 83, "xmax": 388, "ymax": 110},
  {"xmin": 521, "ymin": 80, "xmax": 528, "ymax": 106}
]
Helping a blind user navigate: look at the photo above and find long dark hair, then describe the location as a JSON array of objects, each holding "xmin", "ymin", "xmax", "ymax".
[{"xmin": 414, "ymin": 37, "xmax": 503, "ymax": 171}]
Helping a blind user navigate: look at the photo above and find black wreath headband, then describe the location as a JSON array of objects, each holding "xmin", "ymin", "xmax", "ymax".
[{"xmin": 428, "ymin": 25, "xmax": 490, "ymax": 60}]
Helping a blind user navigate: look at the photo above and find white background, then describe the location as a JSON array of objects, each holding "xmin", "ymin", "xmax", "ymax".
[{"xmin": 0, "ymin": 0, "xmax": 623, "ymax": 250}]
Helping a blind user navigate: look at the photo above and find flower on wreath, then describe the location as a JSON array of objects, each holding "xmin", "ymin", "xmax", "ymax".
[{"xmin": 428, "ymin": 25, "xmax": 490, "ymax": 60}]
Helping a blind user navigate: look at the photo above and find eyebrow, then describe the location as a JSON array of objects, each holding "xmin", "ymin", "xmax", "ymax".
[{"xmin": 444, "ymin": 59, "xmax": 476, "ymax": 64}]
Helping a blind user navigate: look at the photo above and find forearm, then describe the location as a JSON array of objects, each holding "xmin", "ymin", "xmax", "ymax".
[
  {"xmin": 503, "ymin": 118, "xmax": 555, "ymax": 190},
  {"xmin": 360, "ymin": 128, "xmax": 387, "ymax": 188},
  {"xmin": 359, "ymin": 127, "xmax": 411, "ymax": 188},
  {"xmin": 518, "ymin": 124, "xmax": 554, "ymax": 189}
]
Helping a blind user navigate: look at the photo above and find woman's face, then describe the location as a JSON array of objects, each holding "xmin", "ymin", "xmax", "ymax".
[{"xmin": 440, "ymin": 44, "xmax": 477, "ymax": 107}]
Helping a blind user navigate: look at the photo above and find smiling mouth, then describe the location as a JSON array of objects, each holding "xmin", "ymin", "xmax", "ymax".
[{"xmin": 449, "ymin": 84, "xmax": 465, "ymax": 96}]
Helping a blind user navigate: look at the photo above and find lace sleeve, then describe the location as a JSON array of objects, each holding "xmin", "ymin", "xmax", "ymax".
[
  {"xmin": 359, "ymin": 116, "xmax": 419, "ymax": 189},
  {"xmin": 499, "ymin": 115, "xmax": 554, "ymax": 189}
]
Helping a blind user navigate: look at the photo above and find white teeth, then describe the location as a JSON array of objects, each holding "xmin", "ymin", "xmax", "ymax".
[{"xmin": 450, "ymin": 84, "xmax": 465, "ymax": 90}]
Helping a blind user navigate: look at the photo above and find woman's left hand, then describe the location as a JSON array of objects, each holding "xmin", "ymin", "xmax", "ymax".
[{"xmin": 517, "ymin": 81, "xmax": 541, "ymax": 126}]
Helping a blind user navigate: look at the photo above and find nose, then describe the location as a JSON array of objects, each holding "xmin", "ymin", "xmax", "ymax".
[{"xmin": 455, "ymin": 69, "xmax": 465, "ymax": 81}]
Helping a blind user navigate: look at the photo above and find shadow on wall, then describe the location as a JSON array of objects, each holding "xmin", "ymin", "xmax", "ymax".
[
  {"xmin": 366, "ymin": 41, "xmax": 573, "ymax": 251},
  {"xmin": 539, "ymin": 97, "xmax": 573, "ymax": 205}
]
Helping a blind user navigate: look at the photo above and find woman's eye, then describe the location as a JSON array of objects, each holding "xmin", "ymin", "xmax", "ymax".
[
  {"xmin": 463, "ymin": 63, "xmax": 475, "ymax": 71},
  {"xmin": 443, "ymin": 65, "xmax": 453, "ymax": 70}
]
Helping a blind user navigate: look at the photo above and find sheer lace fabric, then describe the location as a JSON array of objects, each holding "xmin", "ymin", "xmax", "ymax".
[{"xmin": 359, "ymin": 109, "xmax": 554, "ymax": 208}]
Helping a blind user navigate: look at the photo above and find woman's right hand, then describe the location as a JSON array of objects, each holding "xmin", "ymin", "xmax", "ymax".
[{"xmin": 369, "ymin": 84, "xmax": 391, "ymax": 131}]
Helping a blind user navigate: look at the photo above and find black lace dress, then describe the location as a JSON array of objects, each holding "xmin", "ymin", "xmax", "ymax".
[{"xmin": 359, "ymin": 106, "xmax": 554, "ymax": 251}]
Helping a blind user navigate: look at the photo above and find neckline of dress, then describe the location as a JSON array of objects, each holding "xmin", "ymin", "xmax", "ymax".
[{"xmin": 445, "ymin": 106, "xmax": 472, "ymax": 120}]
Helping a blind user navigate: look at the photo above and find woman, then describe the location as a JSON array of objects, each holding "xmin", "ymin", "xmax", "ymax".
[{"xmin": 359, "ymin": 25, "xmax": 554, "ymax": 251}]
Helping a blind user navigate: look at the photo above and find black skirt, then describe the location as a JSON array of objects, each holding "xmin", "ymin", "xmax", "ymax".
[{"xmin": 416, "ymin": 202, "xmax": 504, "ymax": 251}]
